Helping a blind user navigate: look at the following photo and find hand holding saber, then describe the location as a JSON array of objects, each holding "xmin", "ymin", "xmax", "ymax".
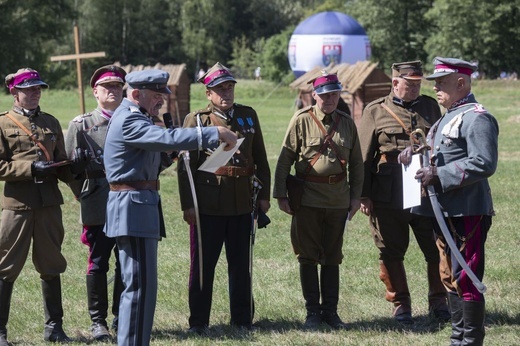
[{"xmin": 410, "ymin": 129, "xmax": 486, "ymax": 293}]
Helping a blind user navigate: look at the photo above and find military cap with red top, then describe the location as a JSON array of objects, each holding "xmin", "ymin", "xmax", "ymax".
[
  {"xmin": 198, "ymin": 62, "xmax": 237, "ymax": 88},
  {"xmin": 392, "ymin": 60, "xmax": 423, "ymax": 80},
  {"xmin": 426, "ymin": 57, "xmax": 478, "ymax": 80},
  {"xmin": 5, "ymin": 67, "xmax": 49, "ymax": 90},
  {"xmin": 90, "ymin": 65, "xmax": 126, "ymax": 88},
  {"xmin": 308, "ymin": 70, "xmax": 342, "ymax": 95}
]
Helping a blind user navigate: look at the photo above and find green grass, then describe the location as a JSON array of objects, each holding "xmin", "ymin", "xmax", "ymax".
[{"xmin": 1, "ymin": 80, "xmax": 519, "ymax": 345}]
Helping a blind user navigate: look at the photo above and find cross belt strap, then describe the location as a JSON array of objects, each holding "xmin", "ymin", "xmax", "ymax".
[
  {"xmin": 214, "ymin": 166, "xmax": 254, "ymax": 177},
  {"xmin": 109, "ymin": 180, "xmax": 160, "ymax": 191},
  {"xmin": 5, "ymin": 112, "xmax": 52, "ymax": 161},
  {"xmin": 380, "ymin": 103, "xmax": 420, "ymax": 145}
]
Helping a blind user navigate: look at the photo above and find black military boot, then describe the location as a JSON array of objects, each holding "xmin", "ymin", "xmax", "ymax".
[
  {"xmin": 300, "ymin": 264, "xmax": 321, "ymax": 329},
  {"xmin": 0, "ymin": 280, "xmax": 14, "ymax": 346},
  {"xmin": 42, "ymin": 277, "xmax": 71, "ymax": 343},
  {"xmin": 111, "ymin": 267, "xmax": 124, "ymax": 334},
  {"xmin": 86, "ymin": 274, "xmax": 111, "ymax": 341},
  {"xmin": 462, "ymin": 300, "xmax": 485, "ymax": 346},
  {"xmin": 448, "ymin": 293, "xmax": 464, "ymax": 346},
  {"xmin": 320, "ymin": 265, "xmax": 348, "ymax": 330}
]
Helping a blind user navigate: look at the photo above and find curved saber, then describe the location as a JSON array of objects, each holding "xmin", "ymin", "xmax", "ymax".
[
  {"xmin": 182, "ymin": 151, "xmax": 204, "ymax": 291},
  {"xmin": 413, "ymin": 129, "xmax": 486, "ymax": 294}
]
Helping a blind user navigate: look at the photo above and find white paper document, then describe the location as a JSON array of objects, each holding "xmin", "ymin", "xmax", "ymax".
[
  {"xmin": 198, "ymin": 138, "xmax": 245, "ymax": 173},
  {"xmin": 402, "ymin": 155, "xmax": 422, "ymax": 209}
]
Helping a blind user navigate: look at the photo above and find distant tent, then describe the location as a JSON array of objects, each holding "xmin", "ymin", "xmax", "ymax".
[
  {"xmin": 290, "ymin": 61, "xmax": 391, "ymax": 124},
  {"xmin": 115, "ymin": 62, "xmax": 190, "ymax": 126}
]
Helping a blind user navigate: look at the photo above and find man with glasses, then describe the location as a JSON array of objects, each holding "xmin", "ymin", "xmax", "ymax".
[
  {"xmin": 357, "ymin": 61, "xmax": 450, "ymax": 324},
  {"xmin": 65, "ymin": 65, "xmax": 127, "ymax": 341}
]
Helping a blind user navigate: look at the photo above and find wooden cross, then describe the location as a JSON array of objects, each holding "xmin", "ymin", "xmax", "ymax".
[{"xmin": 50, "ymin": 24, "xmax": 106, "ymax": 114}]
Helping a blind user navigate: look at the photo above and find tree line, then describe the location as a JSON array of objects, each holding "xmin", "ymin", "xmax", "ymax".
[{"xmin": 1, "ymin": 0, "xmax": 518, "ymax": 90}]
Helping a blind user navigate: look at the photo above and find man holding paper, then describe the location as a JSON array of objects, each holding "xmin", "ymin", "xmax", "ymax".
[
  {"xmin": 177, "ymin": 62, "xmax": 270, "ymax": 334},
  {"xmin": 357, "ymin": 61, "xmax": 449, "ymax": 324}
]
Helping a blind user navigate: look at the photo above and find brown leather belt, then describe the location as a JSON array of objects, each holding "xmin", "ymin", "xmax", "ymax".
[
  {"xmin": 297, "ymin": 171, "xmax": 346, "ymax": 184},
  {"xmin": 86, "ymin": 170, "xmax": 106, "ymax": 179},
  {"xmin": 109, "ymin": 180, "xmax": 160, "ymax": 191},
  {"xmin": 214, "ymin": 166, "xmax": 255, "ymax": 177},
  {"xmin": 380, "ymin": 152, "xmax": 399, "ymax": 164}
]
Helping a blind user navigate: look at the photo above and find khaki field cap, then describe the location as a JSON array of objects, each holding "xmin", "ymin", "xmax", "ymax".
[
  {"xmin": 198, "ymin": 62, "xmax": 237, "ymax": 88},
  {"xmin": 126, "ymin": 69, "xmax": 171, "ymax": 94},
  {"xmin": 5, "ymin": 67, "xmax": 49, "ymax": 90},
  {"xmin": 392, "ymin": 60, "xmax": 423, "ymax": 80},
  {"xmin": 90, "ymin": 65, "xmax": 127, "ymax": 88},
  {"xmin": 308, "ymin": 70, "xmax": 342, "ymax": 95},
  {"xmin": 426, "ymin": 57, "xmax": 478, "ymax": 80}
]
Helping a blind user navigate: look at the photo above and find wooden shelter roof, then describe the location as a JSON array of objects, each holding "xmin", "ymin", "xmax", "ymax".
[
  {"xmin": 289, "ymin": 61, "xmax": 385, "ymax": 94},
  {"xmin": 114, "ymin": 62, "xmax": 188, "ymax": 85}
]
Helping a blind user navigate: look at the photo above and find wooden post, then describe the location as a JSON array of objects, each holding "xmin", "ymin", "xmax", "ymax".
[{"xmin": 50, "ymin": 24, "xmax": 106, "ymax": 114}]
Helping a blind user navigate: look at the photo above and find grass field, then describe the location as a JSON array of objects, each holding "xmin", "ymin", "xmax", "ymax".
[{"xmin": 0, "ymin": 79, "xmax": 519, "ymax": 345}]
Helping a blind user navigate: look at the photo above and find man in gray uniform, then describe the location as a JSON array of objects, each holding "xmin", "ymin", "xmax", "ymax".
[
  {"xmin": 103, "ymin": 69, "xmax": 236, "ymax": 346},
  {"xmin": 401, "ymin": 57, "xmax": 498, "ymax": 346},
  {"xmin": 65, "ymin": 65, "xmax": 126, "ymax": 341}
]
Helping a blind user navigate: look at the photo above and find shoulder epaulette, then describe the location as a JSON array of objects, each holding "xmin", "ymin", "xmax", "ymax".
[
  {"xmin": 71, "ymin": 112, "xmax": 94, "ymax": 123},
  {"xmin": 294, "ymin": 105, "xmax": 313, "ymax": 117},
  {"xmin": 365, "ymin": 96, "xmax": 386, "ymax": 109},
  {"xmin": 39, "ymin": 111, "xmax": 58, "ymax": 120},
  {"xmin": 336, "ymin": 109, "xmax": 352, "ymax": 119}
]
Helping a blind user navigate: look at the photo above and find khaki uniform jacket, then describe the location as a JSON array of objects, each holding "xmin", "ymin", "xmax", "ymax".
[
  {"xmin": 64, "ymin": 109, "xmax": 110, "ymax": 225},
  {"xmin": 0, "ymin": 108, "xmax": 72, "ymax": 210},
  {"xmin": 273, "ymin": 105, "xmax": 363, "ymax": 209},
  {"xmin": 177, "ymin": 103, "xmax": 271, "ymax": 216},
  {"xmin": 358, "ymin": 93, "xmax": 441, "ymax": 209}
]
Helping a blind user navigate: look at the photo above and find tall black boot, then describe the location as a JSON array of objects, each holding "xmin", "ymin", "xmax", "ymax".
[
  {"xmin": 320, "ymin": 265, "xmax": 347, "ymax": 330},
  {"xmin": 86, "ymin": 274, "xmax": 110, "ymax": 341},
  {"xmin": 0, "ymin": 280, "xmax": 14, "ymax": 346},
  {"xmin": 300, "ymin": 264, "xmax": 321, "ymax": 329},
  {"xmin": 448, "ymin": 293, "xmax": 464, "ymax": 346},
  {"xmin": 111, "ymin": 266, "xmax": 124, "ymax": 334},
  {"xmin": 42, "ymin": 277, "xmax": 71, "ymax": 343},
  {"xmin": 462, "ymin": 300, "xmax": 485, "ymax": 346}
]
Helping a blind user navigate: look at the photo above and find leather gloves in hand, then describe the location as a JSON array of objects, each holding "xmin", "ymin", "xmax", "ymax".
[
  {"xmin": 398, "ymin": 146, "xmax": 415, "ymax": 165},
  {"xmin": 31, "ymin": 161, "xmax": 58, "ymax": 178},
  {"xmin": 70, "ymin": 147, "xmax": 91, "ymax": 175},
  {"xmin": 415, "ymin": 166, "xmax": 439, "ymax": 187}
]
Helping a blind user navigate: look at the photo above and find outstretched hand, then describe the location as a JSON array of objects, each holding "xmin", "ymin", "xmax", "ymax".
[{"xmin": 217, "ymin": 126, "xmax": 237, "ymax": 151}]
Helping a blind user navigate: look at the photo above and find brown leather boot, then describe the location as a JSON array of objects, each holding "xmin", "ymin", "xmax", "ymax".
[{"xmin": 379, "ymin": 260, "xmax": 413, "ymax": 324}]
